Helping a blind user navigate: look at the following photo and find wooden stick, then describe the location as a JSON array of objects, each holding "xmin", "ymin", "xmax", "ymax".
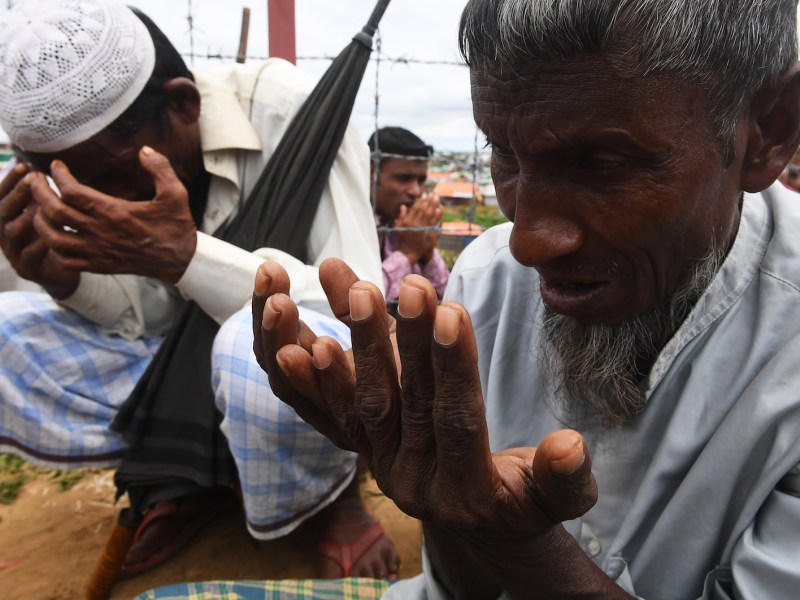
[
  {"xmin": 85, "ymin": 508, "xmax": 140, "ymax": 600},
  {"xmin": 237, "ymin": 7, "xmax": 251, "ymax": 64}
]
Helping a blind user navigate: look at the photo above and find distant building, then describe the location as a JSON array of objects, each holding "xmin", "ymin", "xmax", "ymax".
[
  {"xmin": 480, "ymin": 182, "xmax": 497, "ymax": 206},
  {"xmin": 433, "ymin": 178, "xmax": 483, "ymax": 207},
  {"xmin": 439, "ymin": 221, "xmax": 485, "ymax": 252}
]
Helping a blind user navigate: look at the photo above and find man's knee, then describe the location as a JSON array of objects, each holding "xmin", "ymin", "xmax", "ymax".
[{"xmin": 212, "ymin": 306, "xmax": 260, "ymax": 414}]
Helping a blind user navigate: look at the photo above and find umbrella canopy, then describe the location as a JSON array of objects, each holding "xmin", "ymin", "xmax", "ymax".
[{"xmin": 111, "ymin": 0, "xmax": 392, "ymax": 507}]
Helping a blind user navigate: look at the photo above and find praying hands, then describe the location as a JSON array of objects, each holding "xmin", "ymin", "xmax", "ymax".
[{"xmin": 251, "ymin": 259, "xmax": 634, "ymax": 599}]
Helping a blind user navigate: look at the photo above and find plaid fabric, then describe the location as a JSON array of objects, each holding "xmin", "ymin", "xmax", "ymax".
[
  {"xmin": 134, "ymin": 578, "xmax": 392, "ymax": 600},
  {"xmin": 0, "ymin": 292, "xmax": 162, "ymax": 467},
  {"xmin": 0, "ymin": 292, "xmax": 358, "ymax": 541},
  {"xmin": 213, "ymin": 306, "xmax": 358, "ymax": 540}
]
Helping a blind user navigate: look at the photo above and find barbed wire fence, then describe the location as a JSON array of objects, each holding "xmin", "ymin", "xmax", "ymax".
[
  {"xmin": 175, "ymin": 3, "xmax": 486, "ymax": 253},
  {"xmin": 1, "ymin": 0, "xmax": 489, "ymax": 264}
]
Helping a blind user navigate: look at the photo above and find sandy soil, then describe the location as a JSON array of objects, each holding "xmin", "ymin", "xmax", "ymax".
[{"xmin": 0, "ymin": 470, "xmax": 422, "ymax": 600}]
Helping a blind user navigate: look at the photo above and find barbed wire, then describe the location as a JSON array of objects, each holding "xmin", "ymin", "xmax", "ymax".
[
  {"xmin": 177, "ymin": 50, "xmax": 466, "ymax": 68},
  {"xmin": 177, "ymin": 0, "xmax": 482, "ymax": 239}
]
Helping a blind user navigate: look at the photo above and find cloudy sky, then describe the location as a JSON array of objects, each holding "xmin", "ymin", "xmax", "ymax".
[{"xmin": 1, "ymin": 0, "xmax": 478, "ymax": 151}]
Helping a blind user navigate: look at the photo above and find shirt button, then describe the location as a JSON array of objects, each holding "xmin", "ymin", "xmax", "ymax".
[{"xmin": 587, "ymin": 538, "xmax": 601, "ymax": 556}]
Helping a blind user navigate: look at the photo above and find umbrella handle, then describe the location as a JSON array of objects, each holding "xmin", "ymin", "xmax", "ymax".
[
  {"xmin": 362, "ymin": 0, "xmax": 391, "ymax": 37},
  {"xmin": 85, "ymin": 508, "xmax": 141, "ymax": 600}
]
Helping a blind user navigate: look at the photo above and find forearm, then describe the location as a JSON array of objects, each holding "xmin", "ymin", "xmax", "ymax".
[
  {"xmin": 43, "ymin": 277, "xmax": 80, "ymax": 301},
  {"xmin": 424, "ymin": 523, "xmax": 635, "ymax": 600},
  {"xmin": 176, "ymin": 232, "xmax": 266, "ymax": 323},
  {"xmin": 423, "ymin": 522, "xmax": 503, "ymax": 600},
  {"xmin": 177, "ymin": 232, "xmax": 345, "ymax": 323}
]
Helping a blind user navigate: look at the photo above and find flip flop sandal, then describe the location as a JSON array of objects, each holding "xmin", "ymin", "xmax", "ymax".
[
  {"xmin": 317, "ymin": 521, "xmax": 398, "ymax": 579},
  {"xmin": 119, "ymin": 491, "xmax": 236, "ymax": 579}
]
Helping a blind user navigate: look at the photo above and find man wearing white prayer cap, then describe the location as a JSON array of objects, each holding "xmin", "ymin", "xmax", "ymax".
[{"xmin": 0, "ymin": 0, "xmax": 398, "ymax": 580}]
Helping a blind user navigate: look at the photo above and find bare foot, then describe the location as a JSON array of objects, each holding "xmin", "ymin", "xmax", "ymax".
[{"xmin": 314, "ymin": 478, "xmax": 400, "ymax": 579}]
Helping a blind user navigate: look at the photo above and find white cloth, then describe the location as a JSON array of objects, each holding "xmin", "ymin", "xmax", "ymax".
[
  {"xmin": 0, "ymin": 0, "xmax": 156, "ymax": 153},
  {"xmin": 385, "ymin": 182, "xmax": 800, "ymax": 599},
  {"xmin": 58, "ymin": 58, "xmax": 383, "ymax": 339}
]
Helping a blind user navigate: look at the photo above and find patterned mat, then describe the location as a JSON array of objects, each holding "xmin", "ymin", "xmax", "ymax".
[{"xmin": 134, "ymin": 578, "xmax": 393, "ymax": 600}]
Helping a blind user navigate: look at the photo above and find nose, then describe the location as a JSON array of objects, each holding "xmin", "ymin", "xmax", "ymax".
[
  {"xmin": 408, "ymin": 179, "xmax": 423, "ymax": 199},
  {"xmin": 506, "ymin": 187, "xmax": 584, "ymax": 268}
]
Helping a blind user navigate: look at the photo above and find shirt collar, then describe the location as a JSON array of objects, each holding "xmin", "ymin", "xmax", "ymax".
[
  {"xmin": 192, "ymin": 68, "xmax": 262, "ymax": 189},
  {"xmin": 647, "ymin": 187, "xmax": 771, "ymax": 390}
]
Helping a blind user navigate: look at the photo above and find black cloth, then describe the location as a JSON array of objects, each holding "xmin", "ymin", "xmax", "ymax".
[{"xmin": 111, "ymin": 0, "xmax": 391, "ymax": 510}]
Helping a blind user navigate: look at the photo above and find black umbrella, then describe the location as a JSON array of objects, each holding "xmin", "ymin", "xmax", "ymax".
[
  {"xmin": 88, "ymin": 3, "xmax": 392, "ymax": 597},
  {"xmin": 96, "ymin": 0, "xmax": 390, "ymax": 569}
]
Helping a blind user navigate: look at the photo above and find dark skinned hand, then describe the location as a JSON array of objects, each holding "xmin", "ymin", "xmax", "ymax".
[
  {"xmin": 252, "ymin": 258, "xmax": 614, "ymax": 598},
  {"xmin": 27, "ymin": 146, "xmax": 197, "ymax": 290},
  {"xmin": 394, "ymin": 194, "xmax": 442, "ymax": 265},
  {"xmin": 0, "ymin": 161, "xmax": 79, "ymax": 298}
]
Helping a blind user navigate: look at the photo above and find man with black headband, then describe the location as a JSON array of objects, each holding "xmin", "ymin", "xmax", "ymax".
[
  {"xmin": 253, "ymin": 0, "xmax": 800, "ymax": 598},
  {"xmin": 368, "ymin": 127, "xmax": 449, "ymax": 303}
]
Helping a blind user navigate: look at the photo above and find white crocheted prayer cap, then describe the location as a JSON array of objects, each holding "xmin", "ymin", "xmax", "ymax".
[{"xmin": 0, "ymin": 0, "xmax": 156, "ymax": 153}]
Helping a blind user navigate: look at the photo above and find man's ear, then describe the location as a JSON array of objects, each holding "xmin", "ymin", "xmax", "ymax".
[
  {"xmin": 740, "ymin": 64, "xmax": 800, "ymax": 192},
  {"xmin": 162, "ymin": 78, "xmax": 201, "ymax": 125}
]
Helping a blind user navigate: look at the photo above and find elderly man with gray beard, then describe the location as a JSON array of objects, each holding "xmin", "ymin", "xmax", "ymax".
[{"xmin": 249, "ymin": 0, "xmax": 800, "ymax": 599}]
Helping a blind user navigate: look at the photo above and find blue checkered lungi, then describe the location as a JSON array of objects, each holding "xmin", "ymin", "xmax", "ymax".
[
  {"xmin": 0, "ymin": 291, "xmax": 357, "ymax": 539},
  {"xmin": 213, "ymin": 305, "xmax": 357, "ymax": 540},
  {"xmin": 0, "ymin": 291, "xmax": 161, "ymax": 465}
]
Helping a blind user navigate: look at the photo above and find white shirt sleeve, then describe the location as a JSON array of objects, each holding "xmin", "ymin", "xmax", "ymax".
[
  {"xmin": 59, "ymin": 61, "xmax": 383, "ymax": 333},
  {"xmin": 57, "ymin": 272, "xmax": 184, "ymax": 340},
  {"xmin": 176, "ymin": 120, "xmax": 383, "ymax": 324}
]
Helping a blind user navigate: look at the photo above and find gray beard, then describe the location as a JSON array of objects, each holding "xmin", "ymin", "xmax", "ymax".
[{"xmin": 540, "ymin": 244, "xmax": 725, "ymax": 426}]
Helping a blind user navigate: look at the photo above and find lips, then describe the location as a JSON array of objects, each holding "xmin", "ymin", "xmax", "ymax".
[{"xmin": 538, "ymin": 275, "xmax": 612, "ymax": 319}]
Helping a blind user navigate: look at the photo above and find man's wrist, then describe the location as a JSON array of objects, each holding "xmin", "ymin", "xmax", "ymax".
[
  {"xmin": 45, "ymin": 274, "xmax": 81, "ymax": 300},
  {"xmin": 402, "ymin": 250, "xmax": 422, "ymax": 266},
  {"xmin": 465, "ymin": 525, "xmax": 636, "ymax": 600},
  {"xmin": 163, "ymin": 228, "xmax": 198, "ymax": 284},
  {"xmin": 419, "ymin": 248, "xmax": 434, "ymax": 265}
]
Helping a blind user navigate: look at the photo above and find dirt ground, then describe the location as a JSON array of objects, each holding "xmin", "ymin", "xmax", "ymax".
[{"xmin": 0, "ymin": 469, "xmax": 422, "ymax": 600}]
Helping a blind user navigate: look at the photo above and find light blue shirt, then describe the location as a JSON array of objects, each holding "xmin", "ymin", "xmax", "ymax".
[{"xmin": 385, "ymin": 182, "xmax": 800, "ymax": 600}]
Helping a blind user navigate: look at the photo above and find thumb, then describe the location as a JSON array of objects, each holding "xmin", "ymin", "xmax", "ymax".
[
  {"xmin": 531, "ymin": 429, "xmax": 597, "ymax": 523},
  {"xmin": 139, "ymin": 146, "xmax": 187, "ymax": 204}
]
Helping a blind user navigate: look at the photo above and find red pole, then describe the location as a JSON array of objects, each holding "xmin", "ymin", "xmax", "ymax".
[{"xmin": 268, "ymin": 0, "xmax": 296, "ymax": 64}]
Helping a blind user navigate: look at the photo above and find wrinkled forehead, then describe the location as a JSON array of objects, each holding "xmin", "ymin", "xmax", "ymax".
[
  {"xmin": 469, "ymin": 53, "xmax": 723, "ymax": 161},
  {"xmin": 469, "ymin": 46, "xmax": 644, "ymax": 96},
  {"xmin": 470, "ymin": 53, "xmax": 713, "ymax": 123}
]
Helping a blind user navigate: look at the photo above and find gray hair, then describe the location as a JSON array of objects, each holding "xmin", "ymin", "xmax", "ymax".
[{"xmin": 459, "ymin": 0, "xmax": 798, "ymax": 145}]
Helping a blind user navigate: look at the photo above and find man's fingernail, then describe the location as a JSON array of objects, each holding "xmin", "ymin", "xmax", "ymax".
[
  {"xmin": 141, "ymin": 146, "xmax": 155, "ymax": 156},
  {"xmin": 550, "ymin": 440, "xmax": 585, "ymax": 477},
  {"xmin": 434, "ymin": 306, "xmax": 461, "ymax": 346},
  {"xmin": 349, "ymin": 287, "xmax": 374, "ymax": 322},
  {"xmin": 254, "ymin": 271, "xmax": 271, "ymax": 297},
  {"xmin": 312, "ymin": 343, "xmax": 332, "ymax": 369},
  {"xmin": 276, "ymin": 354, "xmax": 290, "ymax": 375},
  {"xmin": 22, "ymin": 173, "xmax": 32, "ymax": 185},
  {"xmin": 262, "ymin": 296, "xmax": 280, "ymax": 330},
  {"xmin": 398, "ymin": 282, "xmax": 425, "ymax": 318},
  {"xmin": 13, "ymin": 163, "xmax": 27, "ymax": 175}
]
